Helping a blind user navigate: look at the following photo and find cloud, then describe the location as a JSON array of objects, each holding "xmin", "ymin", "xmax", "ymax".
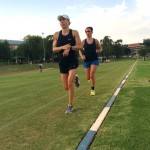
[
  {"xmin": 72, "ymin": 0, "xmax": 150, "ymax": 44},
  {"xmin": 72, "ymin": 1, "xmax": 127, "ymax": 41},
  {"xmin": 0, "ymin": 14, "xmax": 59, "ymax": 40},
  {"xmin": 66, "ymin": 6, "xmax": 76, "ymax": 10},
  {"xmin": 1, "ymin": 0, "xmax": 150, "ymax": 44},
  {"xmin": 135, "ymin": 0, "xmax": 150, "ymax": 16}
]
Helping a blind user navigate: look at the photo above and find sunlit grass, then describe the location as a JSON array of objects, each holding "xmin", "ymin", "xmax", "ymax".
[
  {"xmin": 0, "ymin": 59, "xmax": 146, "ymax": 150},
  {"xmin": 91, "ymin": 60, "xmax": 150, "ymax": 150}
]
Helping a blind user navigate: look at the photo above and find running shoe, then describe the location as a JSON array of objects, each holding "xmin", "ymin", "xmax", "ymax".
[
  {"xmin": 65, "ymin": 105, "xmax": 73, "ymax": 114},
  {"xmin": 90, "ymin": 90, "xmax": 95, "ymax": 96},
  {"xmin": 75, "ymin": 75, "xmax": 80, "ymax": 87}
]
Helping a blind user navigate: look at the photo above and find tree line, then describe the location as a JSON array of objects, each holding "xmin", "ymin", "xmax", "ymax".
[{"xmin": 0, "ymin": 35, "xmax": 150, "ymax": 63}]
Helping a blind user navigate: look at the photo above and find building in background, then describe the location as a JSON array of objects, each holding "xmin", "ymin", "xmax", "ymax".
[
  {"xmin": 0, "ymin": 39, "xmax": 24, "ymax": 50},
  {"xmin": 127, "ymin": 43, "xmax": 143, "ymax": 56}
]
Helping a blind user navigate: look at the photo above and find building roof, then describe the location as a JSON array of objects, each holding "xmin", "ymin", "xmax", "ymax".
[
  {"xmin": 127, "ymin": 43, "xmax": 143, "ymax": 48},
  {"xmin": 127, "ymin": 43, "xmax": 143, "ymax": 50}
]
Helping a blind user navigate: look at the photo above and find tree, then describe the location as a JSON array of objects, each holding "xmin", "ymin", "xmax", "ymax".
[
  {"xmin": 139, "ymin": 39, "xmax": 150, "ymax": 60},
  {"xmin": 100, "ymin": 36, "xmax": 113, "ymax": 58},
  {"xmin": 139, "ymin": 47, "xmax": 147, "ymax": 60},
  {"xmin": 122, "ymin": 45, "xmax": 131, "ymax": 56},
  {"xmin": 143, "ymin": 39, "xmax": 150, "ymax": 56},
  {"xmin": 112, "ymin": 39, "xmax": 123, "ymax": 59},
  {"xmin": 45, "ymin": 35, "xmax": 54, "ymax": 61},
  {"xmin": 0, "ymin": 40, "xmax": 10, "ymax": 61},
  {"xmin": 23, "ymin": 35, "xmax": 43, "ymax": 62},
  {"xmin": 15, "ymin": 34, "xmax": 54, "ymax": 63},
  {"xmin": 143, "ymin": 39, "xmax": 150, "ymax": 47}
]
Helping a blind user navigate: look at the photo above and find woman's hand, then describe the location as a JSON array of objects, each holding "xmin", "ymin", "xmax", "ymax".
[
  {"xmin": 63, "ymin": 44, "xmax": 71, "ymax": 57},
  {"xmin": 81, "ymin": 55, "xmax": 86, "ymax": 61}
]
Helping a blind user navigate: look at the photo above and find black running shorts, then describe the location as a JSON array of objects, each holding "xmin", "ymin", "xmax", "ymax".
[{"xmin": 59, "ymin": 59, "xmax": 79, "ymax": 74}]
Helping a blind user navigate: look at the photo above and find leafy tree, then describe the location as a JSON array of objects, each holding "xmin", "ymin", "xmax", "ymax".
[
  {"xmin": 45, "ymin": 35, "xmax": 54, "ymax": 60},
  {"xmin": 100, "ymin": 36, "xmax": 113, "ymax": 58},
  {"xmin": 113, "ymin": 39, "xmax": 123, "ymax": 58},
  {"xmin": 139, "ymin": 39, "xmax": 150, "ymax": 60},
  {"xmin": 122, "ymin": 45, "xmax": 131, "ymax": 56},
  {"xmin": 23, "ymin": 35, "xmax": 43, "ymax": 62},
  {"xmin": 100, "ymin": 37, "xmax": 127, "ymax": 59},
  {"xmin": 143, "ymin": 39, "xmax": 150, "ymax": 47},
  {"xmin": 0, "ymin": 40, "xmax": 10, "ymax": 61},
  {"xmin": 139, "ymin": 46, "xmax": 147, "ymax": 60},
  {"xmin": 143, "ymin": 39, "xmax": 150, "ymax": 55}
]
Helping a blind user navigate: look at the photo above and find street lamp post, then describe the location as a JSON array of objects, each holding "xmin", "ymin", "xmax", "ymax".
[{"xmin": 42, "ymin": 33, "xmax": 45, "ymax": 62}]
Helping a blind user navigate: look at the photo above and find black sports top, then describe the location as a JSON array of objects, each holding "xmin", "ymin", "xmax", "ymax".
[
  {"xmin": 57, "ymin": 29, "xmax": 77, "ymax": 62},
  {"xmin": 83, "ymin": 38, "xmax": 98, "ymax": 62}
]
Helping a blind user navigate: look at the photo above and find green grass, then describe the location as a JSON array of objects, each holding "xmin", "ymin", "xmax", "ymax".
[
  {"xmin": 90, "ymin": 60, "xmax": 150, "ymax": 150},
  {"xmin": 0, "ymin": 59, "xmax": 148, "ymax": 150},
  {"xmin": 0, "ymin": 62, "xmax": 59, "ymax": 74}
]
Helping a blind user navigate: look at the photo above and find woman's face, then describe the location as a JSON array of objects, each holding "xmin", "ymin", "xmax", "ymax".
[
  {"xmin": 59, "ymin": 17, "xmax": 70, "ymax": 29},
  {"xmin": 85, "ymin": 28, "xmax": 92, "ymax": 37}
]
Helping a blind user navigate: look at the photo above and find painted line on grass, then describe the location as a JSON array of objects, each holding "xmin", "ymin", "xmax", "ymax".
[
  {"xmin": 0, "ymin": 63, "xmax": 133, "ymax": 130},
  {"xmin": 0, "ymin": 68, "xmax": 54, "ymax": 76},
  {"xmin": 0, "ymin": 94, "xmax": 67, "ymax": 131},
  {"xmin": 0, "ymin": 83, "xmax": 62, "ymax": 105},
  {"xmin": 77, "ymin": 62, "xmax": 136, "ymax": 150}
]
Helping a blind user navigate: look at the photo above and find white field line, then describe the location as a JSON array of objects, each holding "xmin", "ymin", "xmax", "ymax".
[
  {"xmin": 90, "ymin": 62, "xmax": 136, "ymax": 132},
  {"xmin": 0, "ymin": 71, "xmax": 56, "ymax": 89},
  {"xmin": 0, "ymin": 73, "xmax": 116, "ymax": 130},
  {"xmin": 0, "ymin": 85, "xmax": 87, "ymax": 131},
  {"xmin": 0, "ymin": 84, "xmax": 61, "ymax": 105},
  {"xmin": 77, "ymin": 61, "xmax": 136, "ymax": 149},
  {"xmin": 0, "ymin": 94, "xmax": 67, "ymax": 131},
  {"xmin": 0, "ymin": 64, "xmax": 103, "ymax": 89},
  {"xmin": 0, "ymin": 67, "xmax": 54, "ymax": 76},
  {"xmin": 0, "ymin": 76, "xmax": 51, "ymax": 88},
  {"xmin": 0, "ymin": 63, "xmax": 125, "ymax": 105},
  {"xmin": 0, "ymin": 63, "xmax": 132, "ymax": 130}
]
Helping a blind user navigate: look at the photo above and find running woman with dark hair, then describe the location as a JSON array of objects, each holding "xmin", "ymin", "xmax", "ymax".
[{"xmin": 79, "ymin": 26, "xmax": 102, "ymax": 96}]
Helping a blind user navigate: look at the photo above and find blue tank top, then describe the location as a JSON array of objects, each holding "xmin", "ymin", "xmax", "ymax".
[
  {"xmin": 83, "ymin": 38, "xmax": 98, "ymax": 62},
  {"xmin": 57, "ymin": 29, "xmax": 77, "ymax": 62}
]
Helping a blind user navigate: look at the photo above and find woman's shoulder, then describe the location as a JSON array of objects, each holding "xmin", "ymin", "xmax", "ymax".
[
  {"xmin": 82, "ymin": 39, "xmax": 86, "ymax": 43},
  {"xmin": 71, "ymin": 29, "xmax": 79, "ymax": 36},
  {"xmin": 71, "ymin": 29, "xmax": 77, "ymax": 32},
  {"xmin": 54, "ymin": 30, "xmax": 62, "ymax": 39},
  {"xmin": 94, "ymin": 38, "xmax": 99, "ymax": 42},
  {"xmin": 93, "ymin": 38, "xmax": 99, "ymax": 43},
  {"xmin": 53, "ymin": 31, "xmax": 59, "ymax": 37}
]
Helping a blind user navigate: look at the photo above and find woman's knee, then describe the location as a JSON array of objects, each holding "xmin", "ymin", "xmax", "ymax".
[
  {"xmin": 68, "ymin": 81, "xmax": 74, "ymax": 88},
  {"xmin": 63, "ymin": 86, "xmax": 69, "ymax": 90},
  {"xmin": 86, "ymin": 74, "xmax": 90, "ymax": 80},
  {"xmin": 90, "ymin": 74, "xmax": 95, "ymax": 79},
  {"xmin": 62, "ymin": 83, "xmax": 68, "ymax": 90}
]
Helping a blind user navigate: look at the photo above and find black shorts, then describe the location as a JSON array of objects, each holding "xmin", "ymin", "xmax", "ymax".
[{"xmin": 59, "ymin": 60, "xmax": 79, "ymax": 74}]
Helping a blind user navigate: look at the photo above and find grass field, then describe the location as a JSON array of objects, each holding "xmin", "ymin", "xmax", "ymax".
[
  {"xmin": 90, "ymin": 60, "xmax": 150, "ymax": 150},
  {"xmin": 0, "ymin": 59, "xmax": 149, "ymax": 150},
  {"xmin": 0, "ymin": 62, "xmax": 59, "ymax": 74}
]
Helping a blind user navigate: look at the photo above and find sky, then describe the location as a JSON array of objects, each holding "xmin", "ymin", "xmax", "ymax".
[{"xmin": 0, "ymin": 0, "xmax": 150, "ymax": 44}]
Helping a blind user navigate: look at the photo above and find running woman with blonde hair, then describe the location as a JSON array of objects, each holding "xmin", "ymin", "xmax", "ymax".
[{"xmin": 53, "ymin": 14, "xmax": 82, "ymax": 113}]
